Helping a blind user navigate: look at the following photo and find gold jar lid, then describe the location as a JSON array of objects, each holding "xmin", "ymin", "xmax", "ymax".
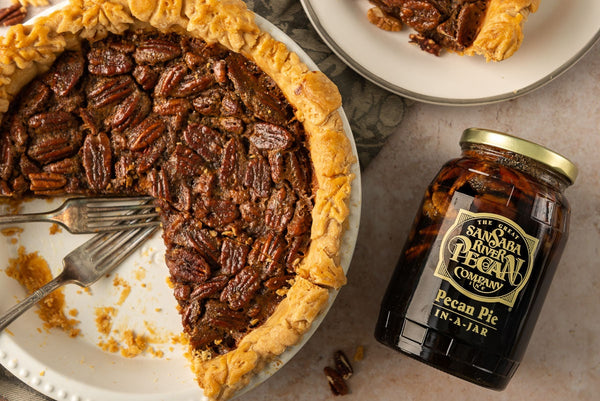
[{"xmin": 460, "ymin": 128, "xmax": 578, "ymax": 184}]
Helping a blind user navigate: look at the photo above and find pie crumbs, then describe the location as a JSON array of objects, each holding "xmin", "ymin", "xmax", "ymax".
[
  {"xmin": 95, "ymin": 306, "xmax": 117, "ymax": 335},
  {"xmin": 112, "ymin": 275, "xmax": 131, "ymax": 306},
  {"xmin": 49, "ymin": 223, "xmax": 62, "ymax": 235},
  {"xmin": 5, "ymin": 246, "xmax": 80, "ymax": 337}
]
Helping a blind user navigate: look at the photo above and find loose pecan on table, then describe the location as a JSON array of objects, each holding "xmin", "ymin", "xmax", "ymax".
[{"xmin": 0, "ymin": 3, "xmax": 26, "ymax": 27}]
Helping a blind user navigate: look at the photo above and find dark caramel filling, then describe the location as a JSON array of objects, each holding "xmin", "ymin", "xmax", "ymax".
[
  {"xmin": 0, "ymin": 30, "xmax": 314, "ymax": 356},
  {"xmin": 370, "ymin": 0, "xmax": 488, "ymax": 55}
]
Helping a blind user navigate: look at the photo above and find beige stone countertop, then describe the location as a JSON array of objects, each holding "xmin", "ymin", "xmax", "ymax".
[
  {"xmin": 242, "ymin": 39, "xmax": 600, "ymax": 401},
  {"xmin": 0, "ymin": 2, "xmax": 598, "ymax": 400}
]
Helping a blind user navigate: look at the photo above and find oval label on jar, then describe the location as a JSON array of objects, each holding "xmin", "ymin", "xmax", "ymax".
[{"xmin": 434, "ymin": 209, "xmax": 539, "ymax": 307}]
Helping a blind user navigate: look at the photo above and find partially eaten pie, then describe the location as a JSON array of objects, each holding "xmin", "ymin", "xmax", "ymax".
[
  {"xmin": 367, "ymin": 0, "xmax": 540, "ymax": 60},
  {"xmin": 0, "ymin": 0, "xmax": 355, "ymax": 399}
]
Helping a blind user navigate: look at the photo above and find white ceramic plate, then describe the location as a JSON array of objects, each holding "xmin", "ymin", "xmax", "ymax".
[
  {"xmin": 300, "ymin": 0, "xmax": 600, "ymax": 105},
  {"xmin": 0, "ymin": 8, "xmax": 362, "ymax": 401}
]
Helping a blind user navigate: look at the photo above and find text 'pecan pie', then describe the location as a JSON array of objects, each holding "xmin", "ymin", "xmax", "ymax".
[
  {"xmin": 0, "ymin": 0, "xmax": 355, "ymax": 399},
  {"xmin": 367, "ymin": 0, "xmax": 540, "ymax": 60}
]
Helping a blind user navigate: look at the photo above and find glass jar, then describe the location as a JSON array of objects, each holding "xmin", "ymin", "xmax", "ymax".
[{"xmin": 375, "ymin": 128, "xmax": 578, "ymax": 390}]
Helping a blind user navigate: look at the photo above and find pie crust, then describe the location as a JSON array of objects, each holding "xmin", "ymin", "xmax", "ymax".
[
  {"xmin": 0, "ymin": 0, "xmax": 355, "ymax": 399},
  {"xmin": 466, "ymin": 0, "xmax": 540, "ymax": 61}
]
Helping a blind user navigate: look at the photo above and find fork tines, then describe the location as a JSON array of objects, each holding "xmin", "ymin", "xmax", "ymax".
[{"xmin": 85, "ymin": 196, "xmax": 159, "ymax": 231}]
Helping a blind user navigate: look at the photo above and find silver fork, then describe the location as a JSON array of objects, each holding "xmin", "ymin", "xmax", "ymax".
[
  {"xmin": 0, "ymin": 196, "xmax": 159, "ymax": 234},
  {"xmin": 0, "ymin": 217, "xmax": 159, "ymax": 333}
]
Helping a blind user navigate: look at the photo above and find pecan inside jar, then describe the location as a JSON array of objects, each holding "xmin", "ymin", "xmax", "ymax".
[{"xmin": 0, "ymin": 30, "xmax": 315, "ymax": 357}]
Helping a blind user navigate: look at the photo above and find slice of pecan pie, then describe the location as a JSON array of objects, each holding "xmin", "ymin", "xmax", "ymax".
[
  {"xmin": 367, "ymin": 0, "xmax": 540, "ymax": 60},
  {"xmin": 0, "ymin": 0, "xmax": 355, "ymax": 399}
]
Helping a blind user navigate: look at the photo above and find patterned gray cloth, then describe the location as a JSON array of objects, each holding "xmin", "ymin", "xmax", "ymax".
[
  {"xmin": 1, "ymin": 367, "xmax": 52, "ymax": 401},
  {"xmin": 0, "ymin": 1, "xmax": 405, "ymax": 400}
]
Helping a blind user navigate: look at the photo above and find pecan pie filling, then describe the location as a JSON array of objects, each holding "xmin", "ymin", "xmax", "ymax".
[
  {"xmin": 0, "ymin": 30, "xmax": 315, "ymax": 356},
  {"xmin": 369, "ymin": 0, "xmax": 488, "ymax": 55}
]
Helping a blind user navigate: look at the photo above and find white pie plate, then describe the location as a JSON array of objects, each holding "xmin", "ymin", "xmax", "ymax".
[
  {"xmin": 300, "ymin": 0, "xmax": 600, "ymax": 105},
  {"xmin": 0, "ymin": 5, "xmax": 362, "ymax": 401}
]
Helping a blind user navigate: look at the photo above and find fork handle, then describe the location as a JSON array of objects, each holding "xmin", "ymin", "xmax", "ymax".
[
  {"xmin": 0, "ymin": 212, "xmax": 55, "ymax": 226},
  {"xmin": 0, "ymin": 274, "xmax": 66, "ymax": 333}
]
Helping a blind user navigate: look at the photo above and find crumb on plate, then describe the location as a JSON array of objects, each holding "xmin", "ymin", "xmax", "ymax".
[{"xmin": 5, "ymin": 246, "xmax": 80, "ymax": 337}]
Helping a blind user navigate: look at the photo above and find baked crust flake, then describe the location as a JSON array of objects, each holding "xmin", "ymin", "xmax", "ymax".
[{"xmin": 0, "ymin": 0, "xmax": 355, "ymax": 399}]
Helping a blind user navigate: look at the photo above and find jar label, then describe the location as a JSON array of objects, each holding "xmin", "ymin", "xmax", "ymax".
[{"xmin": 434, "ymin": 209, "xmax": 539, "ymax": 307}]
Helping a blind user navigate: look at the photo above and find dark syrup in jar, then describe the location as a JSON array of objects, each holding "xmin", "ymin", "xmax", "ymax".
[{"xmin": 375, "ymin": 128, "xmax": 577, "ymax": 389}]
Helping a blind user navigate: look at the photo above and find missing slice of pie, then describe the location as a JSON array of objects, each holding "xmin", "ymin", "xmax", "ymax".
[
  {"xmin": 0, "ymin": 0, "xmax": 355, "ymax": 399},
  {"xmin": 367, "ymin": 0, "xmax": 540, "ymax": 60}
]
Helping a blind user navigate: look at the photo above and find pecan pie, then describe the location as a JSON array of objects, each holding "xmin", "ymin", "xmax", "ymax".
[
  {"xmin": 367, "ymin": 0, "xmax": 540, "ymax": 60},
  {"xmin": 0, "ymin": 0, "xmax": 355, "ymax": 399}
]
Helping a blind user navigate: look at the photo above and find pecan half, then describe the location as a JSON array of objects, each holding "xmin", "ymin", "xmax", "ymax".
[
  {"xmin": 220, "ymin": 265, "xmax": 261, "ymax": 310},
  {"xmin": 226, "ymin": 52, "xmax": 289, "ymax": 124},
  {"xmin": 185, "ymin": 228, "xmax": 221, "ymax": 265},
  {"xmin": 27, "ymin": 111, "xmax": 74, "ymax": 131},
  {"xmin": 154, "ymin": 63, "xmax": 187, "ymax": 97},
  {"xmin": 166, "ymin": 247, "xmax": 211, "ymax": 284},
  {"xmin": 134, "ymin": 136, "xmax": 166, "ymax": 174},
  {"xmin": 219, "ymin": 238, "xmax": 249, "ymax": 276},
  {"xmin": 324, "ymin": 366, "xmax": 349, "ymax": 396},
  {"xmin": 204, "ymin": 197, "xmax": 239, "ymax": 229},
  {"xmin": 203, "ymin": 300, "xmax": 247, "ymax": 331},
  {"xmin": 250, "ymin": 122, "xmax": 294, "ymax": 151},
  {"xmin": 287, "ymin": 196, "xmax": 312, "ymax": 236},
  {"xmin": 400, "ymin": 1, "xmax": 441, "ymax": 32},
  {"xmin": 172, "ymin": 74, "xmax": 213, "ymax": 97},
  {"xmin": 134, "ymin": 38, "xmax": 182, "ymax": 64},
  {"xmin": 0, "ymin": 4, "xmax": 26, "ymax": 27},
  {"xmin": 153, "ymin": 98, "xmax": 191, "ymax": 116},
  {"xmin": 367, "ymin": 6, "xmax": 402, "ymax": 32},
  {"xmin": 182, "ymin": 299, "xmax": 202, "ymax": 328},
  {"xmin": 189, "ymin": 275, "xmax": 229, "ymax": 301},
  {"xmin": 28, "ymin": 172, "xmax": 67, "ymax": 193},
  {"xmin": 0, "ymin": 137, "xmax": 14, "ymax": 181},
  {"xmin": 334, "ymin": 350, "xmax": 354, "ymax": 380},
  {"xmin": 82, "ymin": 132, "xmax": 112, "ymax": 191},
  {"xmin": 88, "ymin": 47, "xmax": 134, "ymax": 76},
  {"xmin": 43, "ymin": 157, "xmax": 80, "ymax": 175},
  {"xmin": 87, "ymin": 76, "xmax": 134, "ymax": 108},
  {"xmin": 218, "ymin": 138, "xmax": 243, "ymax": 187},
  {"xmin": 249, "ymin": 232, "xmax": 286, "ymax": 269},
  {"xmin": 244, "ymin": 156, "xmax": 271, "ymax": 199},
  {"xmin": 112, "ymin": 94, "xmax": 151, "ymax": 133},
  {"xmin": 268, "ymin": 151, "xmax": 285, "ymax": 184},
  {"xmin": 128, "ymin": 117, "xmax": 166, "ymax": 151},
  {"xmin": 285, "ymin": 150, "xmax": 311, "ymax": 195},
  {"xmin": 265, "ymin": 186, "xmax": 296, "ymax": 233},
  {"xmin": 167, "ymin": 144, "xmax": 203, "ymax": 177},
  {"xmin": 27, "ymin": 135, "xmax": 78, "ymax": 165},
  {"xmin": 20, "ymin": 82, "xmax": 51, "ymax": 116},
  {"xmin": 183, "ymin": 123, "xmax": 223, "ymax": 164},
  {"xmin": 147, "ymin": 169, "xmax": 171, "ymax": 202}
]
